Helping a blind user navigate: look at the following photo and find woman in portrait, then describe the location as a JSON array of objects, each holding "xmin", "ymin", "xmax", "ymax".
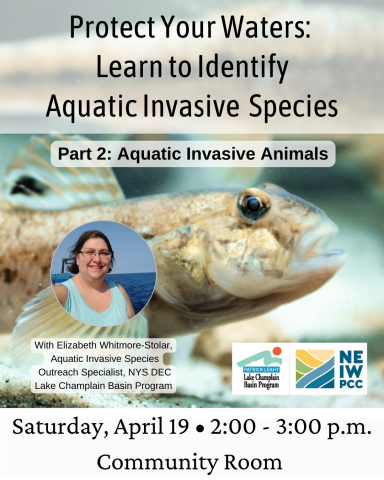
[{"xmin": 53, "ymin": 230, "xmax": 135, "ymax": 326}]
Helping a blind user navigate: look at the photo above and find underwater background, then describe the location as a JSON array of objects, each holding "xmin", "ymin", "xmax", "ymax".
[{"xmin": 0, "ymin": 133, "xmax": 383, "ymax": 408}]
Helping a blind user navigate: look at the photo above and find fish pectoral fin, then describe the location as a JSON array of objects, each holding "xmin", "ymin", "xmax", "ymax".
[
  {"xmin": 2, "ymin": 135, "xmax": 124, "ymax": 210},
  {"xmin": 10, "ymin": 287, "xmax": 148, "ymax": 372}
]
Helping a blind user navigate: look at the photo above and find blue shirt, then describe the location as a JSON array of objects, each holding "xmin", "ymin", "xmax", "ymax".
[{"xmin": 62, "ymin": 278, "xmax": 129, "ymax": 327}]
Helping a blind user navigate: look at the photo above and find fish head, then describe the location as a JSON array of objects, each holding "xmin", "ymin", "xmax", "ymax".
[
  {"xmin": 150, "ymin": 185, "xmax": 346, "ymax": 325},
  {"xmin": 205, "ymin": 183, "xmax": 346, "ymax": 302}
]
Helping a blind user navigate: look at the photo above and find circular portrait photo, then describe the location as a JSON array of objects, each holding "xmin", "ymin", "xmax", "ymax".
[{"xmin": 50, "ymin": 221, "xmax": 156, "ymax": 327}]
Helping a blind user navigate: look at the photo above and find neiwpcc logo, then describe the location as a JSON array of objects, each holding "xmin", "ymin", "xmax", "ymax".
[
  {"xmin": 290, "ymin": 343, "xmax": 367, "ymax": 395},
  {"xmin": 232, "ymin": 344, "xmax": 289, "ymax": 395},
  {"xmin": 296, "ymin": 350, "xmax": 335, "ymax": 389}
]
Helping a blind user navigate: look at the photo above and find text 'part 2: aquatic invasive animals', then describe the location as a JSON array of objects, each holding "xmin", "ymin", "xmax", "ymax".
[{"xmin": 53, "ymin": 140, "xmax": 334, "ymax": 166}]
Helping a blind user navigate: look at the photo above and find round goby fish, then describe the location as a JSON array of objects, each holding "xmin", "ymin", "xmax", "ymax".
[
  {"xmin": 4, "ymin": 137, "xmax": 345, "ymax": 368},
  {"xmin": 10, "ymin": 184, "xmax": 345, "ymax": 369}
]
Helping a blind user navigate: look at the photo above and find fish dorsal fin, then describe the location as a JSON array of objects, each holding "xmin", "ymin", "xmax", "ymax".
[
  {"xmin": 10, "ymin": 287, "xmax": 148, "ymax": 372},
  {"xmin": 3, "ymin": 135, "xmax": 124, "ymax": 210}
]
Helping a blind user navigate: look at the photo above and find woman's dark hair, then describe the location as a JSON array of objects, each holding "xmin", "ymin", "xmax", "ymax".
[{"xmin": 67, "ymin": 230, "xmax": 115, "ymax": 274}]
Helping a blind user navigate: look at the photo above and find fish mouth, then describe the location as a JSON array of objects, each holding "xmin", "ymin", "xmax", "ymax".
[{"xmin": 289, "ymin": 219, "xmax": 346, "ymax": 275}]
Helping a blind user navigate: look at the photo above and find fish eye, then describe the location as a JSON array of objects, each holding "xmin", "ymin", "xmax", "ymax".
[{"xmin": 238, "ymin": 192, "xmax": 270, "ymax": 221}]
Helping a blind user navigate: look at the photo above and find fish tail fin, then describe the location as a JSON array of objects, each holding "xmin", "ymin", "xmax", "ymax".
[
  {"xmin": 2, "ymin": 135, "xmax": 124, "ymax": 210},
  {"xmin": 10, "ymin": 287, "xmax": 148, "ymax": 372}
]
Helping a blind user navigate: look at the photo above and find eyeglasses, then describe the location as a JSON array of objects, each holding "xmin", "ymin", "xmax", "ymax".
[{"xmin": 79, "ymin": 249, "xmax": 112, "ymax": 259}]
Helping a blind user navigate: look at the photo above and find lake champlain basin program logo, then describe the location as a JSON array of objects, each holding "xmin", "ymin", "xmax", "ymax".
[{"xmin": 232, "ymin": 344, "xmax": 290, "ymax": 395}]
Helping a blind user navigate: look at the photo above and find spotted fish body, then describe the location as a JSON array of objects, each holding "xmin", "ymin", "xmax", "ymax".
[
  {"xmin": 2, "ymin": 136, "xmax": 345, "ymax": 369},
  {"xmin": 0, "ymin": 189, "xmax": 233, "ymax": 331}
]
